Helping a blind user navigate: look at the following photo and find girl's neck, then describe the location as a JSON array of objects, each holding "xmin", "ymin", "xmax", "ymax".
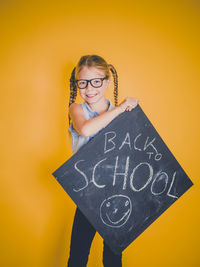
[{"xmin": 87, "ymin": 97, "xmax": 109, "ymax": 115}]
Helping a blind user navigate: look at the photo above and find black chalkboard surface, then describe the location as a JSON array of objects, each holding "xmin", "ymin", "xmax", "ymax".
[{"xmin": 52, "ymin": 104, "xmax": 193, "ymax": 255}]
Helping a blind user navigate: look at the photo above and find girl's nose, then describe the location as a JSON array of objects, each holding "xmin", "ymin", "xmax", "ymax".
[{"xmin": 86, "ymin": 82, "xmax": 93, "ymax": 90}]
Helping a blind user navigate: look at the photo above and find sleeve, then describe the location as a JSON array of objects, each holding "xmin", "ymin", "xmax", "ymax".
[{"xmin": 68, "ymin": 123, "xmax": 79, "ymax": 153}]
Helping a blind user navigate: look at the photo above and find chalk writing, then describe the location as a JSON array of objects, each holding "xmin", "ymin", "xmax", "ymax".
[
  {"xmin": 100, "ymin": 195, "xmax": 132, "ymax": 228},
  {"xmin": 130, "ymin": 162, "xmax": 153, "ymax": 192},
  {"xmin": 104, "ymin": 131, "xmax": 162, "ymax": 161},
  {"xmin": 113, "ymin": 156, "xmax": 130, "ymax": 190},
  {"xmin": 72, "ymin": 156, "xmax": 178, "ymax": 199},
  {"xmin": 73, "ymin": 160, "xmax": 88, "ymax": 192}
]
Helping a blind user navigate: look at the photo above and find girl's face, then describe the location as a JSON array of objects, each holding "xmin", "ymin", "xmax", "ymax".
[{"xmin": 77, "ymin": 66, "xmax": 110, "ymax": 104}]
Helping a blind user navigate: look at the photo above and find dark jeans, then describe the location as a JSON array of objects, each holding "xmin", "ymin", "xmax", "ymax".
[{"xmin": 67, "ymin": 207, "xmax": 122, "ymax": 267}]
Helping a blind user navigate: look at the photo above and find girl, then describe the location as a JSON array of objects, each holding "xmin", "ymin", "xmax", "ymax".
[{"xmin": 67, "ymin": 55, "xmax": 139, "ymax": 267}]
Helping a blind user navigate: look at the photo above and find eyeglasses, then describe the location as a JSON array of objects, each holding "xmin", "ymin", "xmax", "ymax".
[{"xmin": 75, "ymin": 77, "xmax": 107, "ymax": 89}]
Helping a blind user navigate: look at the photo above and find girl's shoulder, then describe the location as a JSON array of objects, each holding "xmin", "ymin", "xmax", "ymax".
[
  {"xmin": 69, "ymin": 102, "xmax": 83, "ymax": 114},
  {"xmin": 69, "ymin": 102, "xmax": 90, "ymax": 121},
  {"xmin": 69, "ymin": 102, "xmax": 92, "ymax": 122}
]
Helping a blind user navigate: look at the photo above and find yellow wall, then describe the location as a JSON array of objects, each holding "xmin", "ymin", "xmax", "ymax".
[{"xmin": 1, "ymin": 1, "xmax": 199, "ymax": 266}]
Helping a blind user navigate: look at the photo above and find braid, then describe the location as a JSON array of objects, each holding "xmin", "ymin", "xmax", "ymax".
[
  {"xmin": 68, "ymin": 67, "xmax": 77, "ymax": 125},
  {"xmin": 108, "ymin": 64, "xmax": 118, "ymax": 106}
]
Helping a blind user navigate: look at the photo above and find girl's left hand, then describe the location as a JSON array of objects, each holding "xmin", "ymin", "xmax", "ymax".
[{"xmin": 118, "ymin": 97, "xmax": 139, "ymax": 112}]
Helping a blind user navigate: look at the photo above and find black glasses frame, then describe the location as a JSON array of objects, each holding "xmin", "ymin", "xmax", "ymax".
[{"xmin": 75, "ymin": 77, "xmax": 107, "ymax": 89}]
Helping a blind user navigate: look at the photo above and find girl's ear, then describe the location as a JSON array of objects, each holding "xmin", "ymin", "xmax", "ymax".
[{"xmin": 106, "ymin": 79, "xmax": 110, "ymax": 87}]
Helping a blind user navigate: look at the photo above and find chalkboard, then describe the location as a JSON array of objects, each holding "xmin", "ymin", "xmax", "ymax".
[{"xmin": 52, "ymin": 104, "xmax": 193, "ymax": 255}]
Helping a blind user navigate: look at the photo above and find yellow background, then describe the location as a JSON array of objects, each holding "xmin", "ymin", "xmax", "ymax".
[{"xmin": 1, "ymin": 0, "xmax": 199, "ymax": 266}]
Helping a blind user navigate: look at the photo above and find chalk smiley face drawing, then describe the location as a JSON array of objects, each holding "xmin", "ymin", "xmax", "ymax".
[{"xmin": 100, "ymin": 195, "xmax": 132, "ymax": 228}]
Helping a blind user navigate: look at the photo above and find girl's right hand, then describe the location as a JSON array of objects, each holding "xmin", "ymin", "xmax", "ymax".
[{"xmin": 118, "ymin": 97, "xmax": 139, "ymax": 112}]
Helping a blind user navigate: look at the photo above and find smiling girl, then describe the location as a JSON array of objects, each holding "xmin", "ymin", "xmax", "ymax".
[{"xmin": 67, "ymin": 55, "xmax": 139, "ymax": 267}]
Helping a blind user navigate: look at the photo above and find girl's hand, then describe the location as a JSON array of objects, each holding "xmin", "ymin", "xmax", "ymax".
[{"xmin": 118, "ymin": 97, "xmax": 139, "ymax": 112}]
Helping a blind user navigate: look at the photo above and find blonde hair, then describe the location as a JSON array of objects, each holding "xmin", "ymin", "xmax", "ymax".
[{"xmin": 69, "ymin": 55, "xmax": 118, "ymax": 124}]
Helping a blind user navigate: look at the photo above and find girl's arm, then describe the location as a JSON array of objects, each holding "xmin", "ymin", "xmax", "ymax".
[{"xmin": 69, "ymin": 97, "xmax": 139, "ymax": 137}]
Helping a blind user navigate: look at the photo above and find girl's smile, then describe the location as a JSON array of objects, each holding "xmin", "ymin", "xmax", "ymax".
[{"xmin": 86, "ymin": 94, "xmax": 97, "ymax": 98}]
